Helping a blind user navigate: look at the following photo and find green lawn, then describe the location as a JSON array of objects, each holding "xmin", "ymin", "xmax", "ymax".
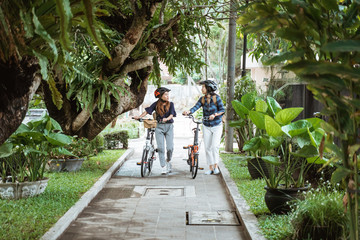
[
  {"xmin": 220, "ymin": 153, "xmax": 293, "ymax": 240},
  {"xmin": 0, "ymin": 150, "xmax": 125, "ymax": 240}
]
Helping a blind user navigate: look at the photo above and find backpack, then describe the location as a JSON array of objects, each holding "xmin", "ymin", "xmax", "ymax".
[
  {"xmin": 201, "ymin": 95, "xmax": 217, "ymax": 107},
  {"xmin": 201, "ymin": 94, "xmax": 225, "ymax": 123}
]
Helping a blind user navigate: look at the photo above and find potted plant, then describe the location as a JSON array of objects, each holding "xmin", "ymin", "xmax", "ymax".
[
  {"xmin": 226, "ymin": 75, "xmax": 257, "ymax": 150},
  {"xmin": 234, "ymin": 96, "xmax": 328, "ymax": 214},
  {"xmin": 47, "ymin": 134, "xmax": 104, "ymax": 172},
  {"xmin": 0, "ymin": 114, "xmax": 73, "ymax": 199},
  {"xmin": 238, "ymin": 2, "xmax": 359, "ymax": 237},
  {"xmin": 231, "ymin": 91, "xmax": 275, "ymax": 179},
  {"xmin": 47, "ymin": 137, "xmax": 88, "ymax": 172}
]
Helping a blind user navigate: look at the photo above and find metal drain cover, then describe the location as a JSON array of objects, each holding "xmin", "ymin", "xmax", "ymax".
[
  {"xmin": 187, "ymin": 210, "xmax": 240, "ymax": 225},
  {"xmin": 144, "ymin": 188, "xmax": 184, "ymax": 197},
  {"xmin": 132, "ymin": 186, "xmax": 195, "ymax": 198}
]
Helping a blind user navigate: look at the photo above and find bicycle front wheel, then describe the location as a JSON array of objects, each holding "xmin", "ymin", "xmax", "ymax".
[
  {"xmin": 141, "ymin": 149, "xmax": 150, "ymax": 177},
  {"xmin": 148, "ymin": 150, "xmax": 155, "ymax": 173},
  {"xmin": 191, "ymin": 154, "xmax": 199, "ymax": 179}
]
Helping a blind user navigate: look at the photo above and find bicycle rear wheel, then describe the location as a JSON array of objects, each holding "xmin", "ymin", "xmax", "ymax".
[
  {"xmin": 191, "ymin": 154, "xmax": 199, "ymax": 179},
  {"xmin": 141, "ymin": 149, "xmax": 150, "ymax": 177}
]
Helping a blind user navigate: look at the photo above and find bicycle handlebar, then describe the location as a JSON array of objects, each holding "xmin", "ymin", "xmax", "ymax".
[
  {"xmin": 183, "ymin": 114, "xmax": 209, "ymax": 124},
  {"xmin": 132, "ymin": 117, "xmax": 167, "ymax": 123}
]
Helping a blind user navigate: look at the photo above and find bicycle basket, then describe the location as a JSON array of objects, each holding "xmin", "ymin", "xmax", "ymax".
[{"xmin": 143, "ymin": 119, "xmax": 157, "ymax": 128}]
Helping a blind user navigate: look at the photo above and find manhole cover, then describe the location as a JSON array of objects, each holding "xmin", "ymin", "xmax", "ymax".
[
  {"xmin": 187, "ymin": 210, "xmax": 240, "ymax": 226},
  {"xmin": 132, "ymin": 186, "xmax": 195, "ymax": 198},
  {"xmin": 144, "ymin": 188, "xmax": 184, "ymax": 197}
]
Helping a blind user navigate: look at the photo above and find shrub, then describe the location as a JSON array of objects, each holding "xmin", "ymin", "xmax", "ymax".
[
  {"xmin": 289, "ymin": 182, "xmax": 348, "ymax": 240},
  {"xmin": 89, "ymin": 134, "xmax": 105, "ymax": 154},
  {"xmin": 103, "ymin": 131, "xmax": 129, "ymax": 149},
  {"xmin": 49, "ymin": 135, "xmax": 104, "ymax": 160}
]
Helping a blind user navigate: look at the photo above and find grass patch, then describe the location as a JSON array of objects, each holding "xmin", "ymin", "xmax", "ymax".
[
  {"xmin": 258, "ymin": 214, "xmax": 293, "ymax": 240},
  {"xmin": 101, "ymin": 120, "xmax": 141, "ymax": 139},
  {"xmin": 221, "ymin": 152, "xmax": 292, "ymax": 239},
  {"xmin": 220, "ymin": 153, "xmax": 269, "ymax": 215},
  {"xmin": 0, "ymin": 150, "xmax": 125, "ymax": 240}
]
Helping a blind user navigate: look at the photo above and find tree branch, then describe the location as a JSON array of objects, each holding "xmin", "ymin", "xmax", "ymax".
[
  {"xmin": 105, "ymin": 2, "xmax": 160, "ymax": 73},
  {"xmin": 116, "ymin": 56, "xmax": 154, "ymax": 84},
  {"xmin": 71, "ymin": 105, "xmax": 95, "ymax": 133},
  {"xmin": 159, "ymin": 0, "xmax": 167, "ymax": 24}
]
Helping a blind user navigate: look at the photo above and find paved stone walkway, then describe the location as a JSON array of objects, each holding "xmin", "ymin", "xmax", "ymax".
[
  {"xmin": 59, "ymin": 135, "xmax": 246, "ymax": 240},
  {"xmin": 43, "ymin": 115, "xmax": 264, "ymax": 240}
]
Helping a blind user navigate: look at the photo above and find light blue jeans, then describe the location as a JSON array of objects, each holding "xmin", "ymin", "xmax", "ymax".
[{"xmin": 155, "ymin": 123, "xmax": 174, "ymax": 167}]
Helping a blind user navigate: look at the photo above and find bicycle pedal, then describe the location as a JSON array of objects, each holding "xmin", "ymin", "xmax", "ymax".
[{"xmin": 136, "ymin": 162, "xmax": 141, "ymax": 165}]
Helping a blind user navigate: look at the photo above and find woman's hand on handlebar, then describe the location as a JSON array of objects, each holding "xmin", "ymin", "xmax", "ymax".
[
  {"xmin": 182, "ymin": 111, "xmax": 190, "ymax": 116},
  {"xmin": 208, "ymin": 114, "xmax": 215, "ymax": 121}
]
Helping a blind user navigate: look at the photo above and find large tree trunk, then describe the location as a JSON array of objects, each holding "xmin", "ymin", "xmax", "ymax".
[
  {"xmin": 42, "ymin": 1, "xmax": 161, "ymax": 140},
  {"xmin": 43, "ymin": 65, "xmax": 152, "ymax": 140},
  {"xmin": 0, "ymin": 57, "xmax": 41, "ymax": 145}
]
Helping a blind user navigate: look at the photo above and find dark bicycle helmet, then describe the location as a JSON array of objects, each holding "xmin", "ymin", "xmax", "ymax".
[
  {"xmin": 199, "ymin": 80, "xmax": 218, "ymax": 92},
  {"xmin": 154, "ymin": 87, "xmax": 171, "ymax": 98}
]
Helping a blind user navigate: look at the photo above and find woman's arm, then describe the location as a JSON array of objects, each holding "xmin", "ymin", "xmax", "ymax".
[
  {"xmin": 182, "ymin": 97, "xmax": 202, "ymax": 115},
  {"xmin": 163, "ymin": 114, "xmax": 173, "ymax": 122},
  {"xmin": 209, "ymin": 111, "xmax": 224, "ymax": 120},
  {"xmin": 133, "ymin": 111, "xmax": 148, "ymax": 120},
  {"xmin": 209, "ymin": 95, "xmax": 225, "ymax": 120}
]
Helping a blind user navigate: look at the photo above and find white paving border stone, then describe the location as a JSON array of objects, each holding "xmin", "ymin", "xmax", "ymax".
[
  {"xmin": 41, "ymin": 148, "xmax": 134, "ymax": 240},
  {"xmin": 218, "ymin": 159, "xmax": 266, "ymax": 240}
]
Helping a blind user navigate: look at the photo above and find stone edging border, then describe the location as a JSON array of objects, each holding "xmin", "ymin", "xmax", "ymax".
[
  {"xmin": 218, "ymin": 159, "xmax": 266, "ymax": 240},
  {"xmin": 41, "ymin": 148, "xmax": 135, "ymax": 240}
]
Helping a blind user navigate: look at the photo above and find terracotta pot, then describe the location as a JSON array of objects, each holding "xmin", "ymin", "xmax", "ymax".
[
  {"xmin": 47, "ymin": 158, "xmax": 85, "ymax": 172},
  {"xmin": 264, "ymin": 185, "xmax": 309, "ymax": 214},
  {"xmin": 0, "ymin": 178, "xmax": 49, "ymax": 200}
]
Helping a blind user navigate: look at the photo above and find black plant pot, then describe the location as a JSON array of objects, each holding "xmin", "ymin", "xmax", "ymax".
[
  {"xmin": 264, "ymin": 185, "xmax": 309, "ymax": 214},
  {"xmin": 247, "ymin": 158, "xmax": 269, "ymax": 179},
  {"xmin": 298, "ymin": 225, "xmax": 342, "ymax": 240}
]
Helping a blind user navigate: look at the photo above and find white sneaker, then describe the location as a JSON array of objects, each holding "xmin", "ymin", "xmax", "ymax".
[
  {"xmin": 205, "ymin": 170, "xmax": 213, "ymax": 175},
  {"xmin": 167, "ymin": 162, "xmax": 172, "ymax": 173},
  {"xmin": 161, "ymin": 166, "xmax": 167, "ymax": 175},
  {"xmin": 213, "ymin": 168, "xmax": 220, "ymax": 175}
]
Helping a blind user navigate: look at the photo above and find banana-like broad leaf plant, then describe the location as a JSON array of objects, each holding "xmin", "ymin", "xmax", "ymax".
[
  {"xmin": 237, "ymin": 96, "xmax": 328, "ymax": 188},
  {"xmin": 0, "ymin": 114, "xmax": 73, "ymax": 182}
]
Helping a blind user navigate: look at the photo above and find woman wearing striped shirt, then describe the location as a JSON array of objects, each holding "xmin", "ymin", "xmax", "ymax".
[{"xmin": 183, "ymin": 80, "xmax": 225, "ymax": 175}]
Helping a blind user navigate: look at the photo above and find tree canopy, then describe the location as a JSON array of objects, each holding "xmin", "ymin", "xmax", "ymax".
[{"xmin": 0, "ymin": 0, "xmax": 228, "ymax": 144}]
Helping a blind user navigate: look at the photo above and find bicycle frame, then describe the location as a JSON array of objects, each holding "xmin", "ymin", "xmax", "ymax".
[
  {"xmin": 133, "ymin": 118, "xmax": 157, "ymax": 177},
  {"xmin": 184, "ymin": 114, "xmax": 207, "ymax": 179},
  {"xmin": 144, "ymin": 128, "xmax": 156, "ymax": 157}
]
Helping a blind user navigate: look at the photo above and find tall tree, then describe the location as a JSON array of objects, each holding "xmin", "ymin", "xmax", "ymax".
[{"xmin": 0, "ymin": 0, "xmax": 224, "ymax": 144}]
